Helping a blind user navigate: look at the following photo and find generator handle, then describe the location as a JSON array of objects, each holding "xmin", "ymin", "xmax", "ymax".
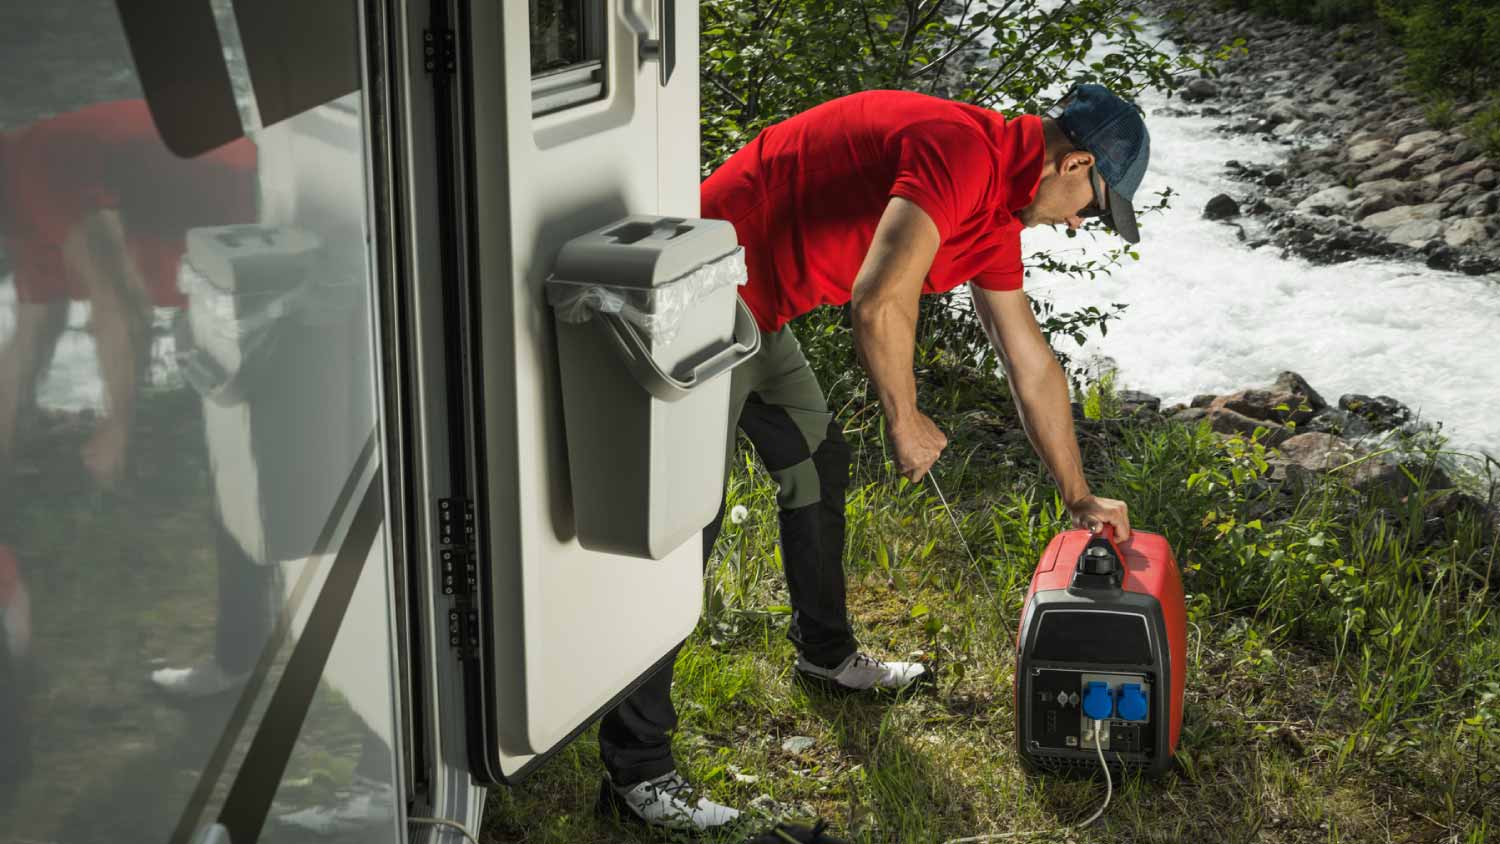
[{"xmin": 1073, "ymin": 525, "xmax": 1126, "ymax": 588}]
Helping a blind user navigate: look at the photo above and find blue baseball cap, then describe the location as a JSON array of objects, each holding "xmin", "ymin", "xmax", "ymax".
[{"xmin": 1047, "ymin": 83, "xmax": 1151, "ymax": 243}]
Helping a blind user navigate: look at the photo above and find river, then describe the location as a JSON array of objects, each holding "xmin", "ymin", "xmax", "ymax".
[{"xmin": 1020, "ymin": 62, "xmax": 1500, "ymax": 467}]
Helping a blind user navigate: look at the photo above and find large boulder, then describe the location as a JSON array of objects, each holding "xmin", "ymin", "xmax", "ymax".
[
  {"xmin": 1272, "ymin": 371, "xmax": 1328, "ymax": 411},
  {"xmin": 1118, "ymin": 390, "xmax": 1162, "ymax": 415},
  {"xmin": 1183, "ymin": 78, "xmax": 1220, "ymax": 102},
  {"xmin": 1269, "ymin": 433, "xmax": 1454, "ymax": 500},
  {"xmin": 1445, "ymin": 218, "xmax": 1490, "ymax": 249},
  {"xmin": 1439, "ymin": 159, "xmax": 1490, "ymax": 190},
  {"xmin": 1353, "ymin": 194, "xmax": 1399, "ymax": 221},
  {"xmin": 1348, "ymin": 139, "xmax": 1392, "ymax": 164},
  {"xmin": 1355, "ymin": 178, "xmax": 1414, "ymax": 200},
  {"xmin": 1360, "ymin": 157, "xmax": 1416, "ymax": 182},
  {"xmin": 1302, "ymin": 407, "xmax": 1372, "ymax": 439},
  {"xmin": 1387, "ymin": 219, "xmax": 1446, "ymax": 247},
  {"xmin": 1204, "ymin": 193, "xmax": 1242, "ymax": 220},
  {"xmin": 1206, "ymin": 406, "xmax": 1293, "ymax": 446},
  {"xmin": 1338, "ymin": 393, "xmax": 1412, "ymax": 432},
  {"xmin": 1297, "ymin": 186, "xmax": 1357, "ymax": 214},
  {"xmin": 1350, "ymin": 459, "xmax": 1453, "ymax": 501},
  {"xmin": 1361, "ymin": 202, "xmax": 1446, "ymax": 233},
  {"xmin": 1208, "ymin": 371, "xmax": 1325, "ymax": 428},
  {"xmin": 1392, "ymin": 129, "xmax": 1445, "ymax": 157}
]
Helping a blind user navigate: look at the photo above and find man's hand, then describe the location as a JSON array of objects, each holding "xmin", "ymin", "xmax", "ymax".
[
  {"xmin": 889, "ymin": 411, "xmax": 947, "ymax": 483},
  {"xmin": 1067, "ymin": 495, "xmax": 1131, "ymax": 540},
  {"xmin": 81, "ymin": 420, "xmax": 129, "ymax": 488}
]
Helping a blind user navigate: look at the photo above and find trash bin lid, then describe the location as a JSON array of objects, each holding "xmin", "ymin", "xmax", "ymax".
[{"xmin": 550, "ymin": 215, "xmax": 739, "ymax": 290}]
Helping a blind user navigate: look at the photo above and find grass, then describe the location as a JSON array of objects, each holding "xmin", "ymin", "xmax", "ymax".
[{"xmin": 483, "ymin": 367, "xmax": 1499, "ymax": 844}]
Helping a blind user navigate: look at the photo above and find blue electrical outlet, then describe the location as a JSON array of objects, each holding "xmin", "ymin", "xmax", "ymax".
[
  {"xmin": 1081, "ymin": 681, "xmax": 1114, "ymax": 720},
  {"xmin": 1116, "ymin": 683, "xmax": 1149, "ymax": 722}
]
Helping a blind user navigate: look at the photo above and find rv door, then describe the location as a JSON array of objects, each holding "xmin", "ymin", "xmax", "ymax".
[{"xmin": 434, "ymin": 0, "xmax": 711, "ymax": 782}]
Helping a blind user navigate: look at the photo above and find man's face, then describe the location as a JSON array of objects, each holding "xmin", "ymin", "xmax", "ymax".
[{"xmin": 1019, "ymin": 150, "xmax": 1098, "ymax": 231}]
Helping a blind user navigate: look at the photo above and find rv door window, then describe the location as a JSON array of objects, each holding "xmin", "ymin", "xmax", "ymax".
[{"xmin": 530, "ymin": 0, "xmax": 605, "ymax": 116}]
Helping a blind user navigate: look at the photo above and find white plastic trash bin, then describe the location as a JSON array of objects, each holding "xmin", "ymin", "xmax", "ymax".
[{"xmin": 546, "ymin": 216, "xmax": 760, "ymax": 560}]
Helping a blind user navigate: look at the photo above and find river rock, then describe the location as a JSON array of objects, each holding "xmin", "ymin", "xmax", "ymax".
[
  {"xmin": 1392, "ymin": 129, "xmax": 1444, "ymax": 157},
  {"xmin": 1206, "ymin": 406, "xmax": 1293, "ymax": 446},
  {"xmin": 1338, "ymin": 393, "xmax": 1412, "ymax": 432},
  {"xmin": 1352, "ymin": 194, "xmax": 1399, "ymax": 220},
  {"xmin": 1388, "ymin": 219, "xmax": 1446, "ymax": 247},
  {"xmin": 1360, "ymin": 157, "xmax": 1416, "ymax": 182},
  {"xmin": 1348, "ymin": 139, "xmax": 1391, "ymax": 163},
  {"xmin": 1297, "ymin": 186, "xmax": 1356, "ymax": 214},
  {"xmin": 1352, "ymin": 459, "xmax": 1454, "ymax": 501},
  {"xmin": 1440, "ymin": 159, "xmax": 1490, "ymax": 190},
  {"xmin": 1477, "ymin": 169, "xmax": 1498, "ymax": 190},
  {"xmin": 1119, "ymin": 390, "xmax": 1163, "ymax": 415},
  {"xmin": 1356, "ymin": 177, "xmax": 1414, "ymax": 198},
  {"xmin": 1302, "ymin": 407, "xmax": 1372, "ymax": 439},
  {"xmin": 1209, "ymin": 385, "xmax": 1318, "ymax": 426},
  {"xmin": 1362, "ymin": 202, "xmax": 1446, "ymax": 232},
  {"xmin": 1426, "ymin": 245, "xmax": 1459, "ymax": 270},
  {"xmin": 1273, "ymin": 371, "xmax": 1328, "ymax": 411},
  {"xmin": 1443, "ymin": 218, "xmax": 1489, "ymax": 249},
  {"xmin": 1173, "ymin": 407, "xmax": 1209, "ymax": 425},
  {"xmin": 1276, "ymin": 432, "xmax": 1361, "ymax": 471},
  {"xmin": 1204, "ymin": 193, "xmax": 1241, "ymax": 220},
  {"xmin": 1265, "ymin": 100, "xmax": 1301, "ymax": 126},
  {"xmin": 1460, "ymin": 254, "xmax": 1500, "ymax": 275},
  {"xmin": 1262, "ymin": 170, "xmax": 1288, "ymax": 188},
  {"xmin": 1436, "ymin": 182, "xmax": 1477, "ymax": 206},
  {"xmin": 1272, "ymin": 119, "xmax": 1307, "ymax": 138},
  {"xmin": 1184, "ymin": 78, "xmax": 1220, "ymax": 101}
]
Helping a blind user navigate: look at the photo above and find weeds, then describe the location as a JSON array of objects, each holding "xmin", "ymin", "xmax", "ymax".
[{"xmin": 486, "ymin": 368, "xmax": 1500, "ymax": 842}]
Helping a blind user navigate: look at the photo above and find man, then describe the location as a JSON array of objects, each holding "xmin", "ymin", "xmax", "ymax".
[
  {"xmin": 597, "ymin": 84, "xmax": 1148, "ymax": 832},
  {"xmin": 0, "ymin": 99, "xmax": 257, "ymax": 486},
  {"xmin": 0, "ymin": 101, "xmax": 268, "ymax": 699}
]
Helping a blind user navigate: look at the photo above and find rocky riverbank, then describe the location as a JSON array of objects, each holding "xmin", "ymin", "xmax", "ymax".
[
  {"xmin": 1148, "ymin": 1, "xmax": 1500, "ymax": 276},
  {"xmin": 1077, "ymin": 370, "xmax": 1500, "ymax": 554}
]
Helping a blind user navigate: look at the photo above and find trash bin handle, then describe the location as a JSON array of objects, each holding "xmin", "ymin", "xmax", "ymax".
[
  {"xmin": 599, "ymin": 296, "xmax": 761, "ymax": 402},
  {"xmin": 172, "ymin": 312, "xmax": 250, "ymax": 406}
]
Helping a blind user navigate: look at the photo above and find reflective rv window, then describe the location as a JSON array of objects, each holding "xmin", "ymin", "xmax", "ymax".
[
  {"xmin": 530, "ymin": 0, "xmax": 606, "ymax": 116},
  {"xmin": 0, "ymin": 2, "xmax": 400, "ymax": 841}
]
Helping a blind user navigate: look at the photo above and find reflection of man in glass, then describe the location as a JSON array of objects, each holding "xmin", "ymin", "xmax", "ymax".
[{"xmin": 0, "ymin": 100, "xmax": 257, "ymax": 486}]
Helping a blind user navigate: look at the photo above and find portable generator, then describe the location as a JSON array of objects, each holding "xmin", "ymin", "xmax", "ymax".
[{"xmin": 1015, "ymin": 526, "xmax": 1186, "ymax": 777}]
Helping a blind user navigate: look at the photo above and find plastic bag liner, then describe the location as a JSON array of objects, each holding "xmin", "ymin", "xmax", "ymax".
[{"xmin": 546, "ymin": 247, "xmax": 748, "ymax": 346}]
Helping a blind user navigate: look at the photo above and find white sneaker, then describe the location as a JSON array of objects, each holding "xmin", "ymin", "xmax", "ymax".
[
  {"xmin": 795, "ymin": 651, "xmax": 926, "ymax": 692},
  {"xmin": 277, "ymin": 774, "xmax": 395, "ymax": 835},
  {"xmin": 599, "ymin": 770, "xmax": 742, "ymax": 832},
  {"xmin": 149, "ymin": 662, "xmax": 249, "ymax": 698}
]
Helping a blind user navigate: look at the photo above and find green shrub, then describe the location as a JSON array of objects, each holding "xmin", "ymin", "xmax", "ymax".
[
  {"xmin": 1424, "ymin": 97, "xmax": 1458, "ymax": 130},
  {"xmin": 1465, "ymin": 98, "xmax": 1500, "ymax": 158},
  {"xmin": 1382, "ymin": 0, "xmax": 1500, "ymax": 99}
]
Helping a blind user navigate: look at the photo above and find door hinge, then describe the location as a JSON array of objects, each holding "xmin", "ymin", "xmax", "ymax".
[
  {"xmin": 438, "ymin": 496, "xmax": 479, "ymax": 657},
  {"xmin": 438, "ymin": 496, "xmax": 474, "ymax": 546},
  {"xmin": 447, "ymin": 607, "xmax": 480, "ymax": 655},
  {"xmin": 423, "ymin": 28, "xmax": 456, "ymax": 75},
  {"xmin": 439, "ymin": 547, "xmax": 479, "ymax": 597}
]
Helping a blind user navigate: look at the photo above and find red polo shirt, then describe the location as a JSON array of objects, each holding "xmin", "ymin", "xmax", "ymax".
[
  {"xmin": 702, "ymin": 90, "xmax": 1044, "ymax": 333},
  {"xmin": 0, "ymin": 100, "xmax": 257, "ymax": 308}
]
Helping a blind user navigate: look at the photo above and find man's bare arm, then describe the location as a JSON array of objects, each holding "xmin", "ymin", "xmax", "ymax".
[
  {"xmin": 848, "ymin": 197, "xmax": 945, "ymax": 481},
  {"xmin": 970, "ymin": 283, "xmax": 1130, "ymax": 538}
]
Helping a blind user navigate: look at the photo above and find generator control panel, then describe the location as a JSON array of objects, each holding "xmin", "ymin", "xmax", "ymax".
[{"xmin": 1026, "ymin": 669, "xmax": 1156, "ymax": 756}]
